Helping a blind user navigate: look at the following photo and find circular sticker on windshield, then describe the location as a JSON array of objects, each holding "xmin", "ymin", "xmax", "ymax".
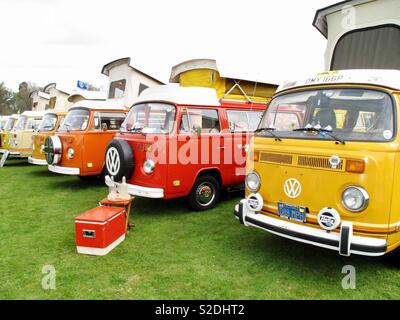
[{"xmin": 383, "ymin": 130, "xmax": 393, "ymax": 140}]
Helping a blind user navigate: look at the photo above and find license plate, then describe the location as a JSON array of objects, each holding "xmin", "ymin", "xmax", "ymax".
[{"xmin": 278, "ymin": 202, "xmax": 307, "ymax": 223}]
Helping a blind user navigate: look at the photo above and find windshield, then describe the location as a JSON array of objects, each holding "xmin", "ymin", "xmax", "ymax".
[
  {"xmin": 14, "ymin": 115, "xmax": 28, "ymax": 131},
  {"xmin": 121, "ymin": 103, "xmax": 176, "ymax": 134},
  {"xmin": 38, "ymin": 113, "xmax": 57, "ymax": 132},
  {"xmin": 0, "ymin": 118, "xmax": 7, "ymax": 130},
  {"xmin": 58, "ymin": 109, "xmax": 90, "ymax": 132},
  {"xmin": 4, "ymin": 118, "xmax": 16, "ymax": 131},
  {"xmin": 258, "ymin": 88, "xmax": 395, "ymax": 142}
]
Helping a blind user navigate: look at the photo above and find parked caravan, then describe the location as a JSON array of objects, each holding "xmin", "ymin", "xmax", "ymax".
[
  {"xmin": 6, "ymin": 111, "xmax": 44, "ymax": 158},
  {"xmin": 44, "ymin": 101, "xmax": 127, "ymax": 178},
  {"xmin": 103, "ymin": 59, "xmax": 277, "ymax": 210},
  {"xmin": 43, "ymin": 58, "xmax": 164, "ymax": 179},
  {"xmin": 0, "ymin": 114, "xmax": 19, "ymax": 153},
  {"xmin": 235, "ymin": 0, "xmax": 400, "ymax": 258},
  {"xmin": 29, "ymin": 91, "xmax": 107, "ymax": 166},
  {"xmin": 28, "ymin": 110, "xmax": 66, "ymax": 165}
]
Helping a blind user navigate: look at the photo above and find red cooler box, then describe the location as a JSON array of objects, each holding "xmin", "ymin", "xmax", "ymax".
[{"xmin": 75, "ymin": 206, "xmax": 126, "ymax": 256}]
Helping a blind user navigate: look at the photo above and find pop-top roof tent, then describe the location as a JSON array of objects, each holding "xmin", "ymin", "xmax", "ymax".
[
  {"xmin": 313, "ymin": 0, "xmax": 400, "ymax": 71},
  {"xmin": 29, "ymin": 90, "xmax": 50, "ymax": 111},
  {"xmin": 43, "ymin": 83, "xmax": 72, "ymax": 111},
  {"xmin": 101, "ymin": 57, "xmax": 164, "ymax": 109},
  {"xmin": 169, "ymin": 59, "xmax": 278, "ymax": 104}
]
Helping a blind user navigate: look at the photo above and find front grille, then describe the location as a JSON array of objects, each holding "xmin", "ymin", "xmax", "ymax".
[
  {"xmin": 297, "ymin": 155, "xmax": 343, "ymax": 170},
  {"xmin": 260, "ymin": 152, "xmax": 293, "ymax": 165}
]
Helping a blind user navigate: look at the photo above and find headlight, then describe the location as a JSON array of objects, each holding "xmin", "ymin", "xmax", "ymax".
[
  {"xmin": 342, "ymin": 186, "xmax": 369, "ymax": 212},
  {"xmin": 67, "ymin": 148, "xmax": 75, "ymax": 159},
  {"xmin": 245, "ymin": 171, "xmax": 261, "ymax": 192},
  {"xmin": 143, "ymin": 159, "xmax": 155, "ymax": 174}
]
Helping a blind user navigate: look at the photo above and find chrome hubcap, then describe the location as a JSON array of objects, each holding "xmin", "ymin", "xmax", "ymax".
[{"xmin": 196, "ymin": 183, "xmax": 215, "ymax": 206}]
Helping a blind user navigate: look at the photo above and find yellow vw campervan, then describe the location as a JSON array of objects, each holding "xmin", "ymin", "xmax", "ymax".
[
  {"xmin": 7, "ymin": 111, "xmax": 44, "ymax": 159},
  {"xmin": 0, "ymin": 114, "xmax": 19, "ymax": 153},
  {"xmin": 235, "ymin": 70, "xmax": 400, "ymax": 257}
]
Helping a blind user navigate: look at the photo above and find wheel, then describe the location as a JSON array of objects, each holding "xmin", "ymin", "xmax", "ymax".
[
  {"xmin": 188, "ymin": 175, "xmax": 221, "ymax": 211},
  {"xmin": 104, "ymin": 139, "xmax": 134, "ymax": 182}
]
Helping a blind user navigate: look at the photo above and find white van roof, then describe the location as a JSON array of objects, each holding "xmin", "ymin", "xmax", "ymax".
[
  {"xmin": 276, "ymin": 69, "xmax": 400, "ymax": 93},
  {"xmin": 69, "ymin": 99, "xmax": 127, "ymax": 111},
  {"xmin": 21, "ymin": 111, "xmax": 46, "ymax": 117},
  {"xmin": 134, "ymin": 85, "xmax": 221, "ymax": 106}
]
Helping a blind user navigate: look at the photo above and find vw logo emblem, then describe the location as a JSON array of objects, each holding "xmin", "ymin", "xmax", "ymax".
[
  {"xmin": 284, "ymin": 178, "xmax": 302, "ymax": 199},
  {"xmin": 106, "ymin": 147, "xmax": 120, "ymax": 176}
]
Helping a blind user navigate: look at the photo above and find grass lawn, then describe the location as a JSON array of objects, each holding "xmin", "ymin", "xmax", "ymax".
[{"xmin": 1, "ymin": 159, "xmax": 400, "ymax": 300}]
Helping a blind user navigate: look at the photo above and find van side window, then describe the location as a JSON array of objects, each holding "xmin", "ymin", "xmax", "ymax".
[
  {"xmin": 180, "ymin": 109, "xmax": 220, "ymax": 134},
  {"xmin": 227, "ymin": 110, "xmax": 263, "ymax": 132},
  {"xmin": 98, "ymin": 112, "xmax": 126, "ymax": 131},
  {"xmin": 108, "ymin": 79, "xmax": 126, "ymax": 99},
  {"xmin": 92, "ymin": 112, "xmax": 101, "ymax": 130}
]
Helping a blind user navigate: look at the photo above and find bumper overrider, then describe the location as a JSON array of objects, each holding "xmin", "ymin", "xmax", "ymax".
[
  {"xmin": 234, "ymin": 196, "xmax": 387, "ymax": 257},
  {"xmin": 105, "ymin": 176, "xmax": 164, "ymax": 198},
  {"xmin": 28, "ymin": 157, "xmax": 47, "ymax": 166}
]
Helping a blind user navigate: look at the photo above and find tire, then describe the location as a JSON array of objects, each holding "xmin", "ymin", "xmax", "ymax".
[
  {"xmin": 188, "ymin": 174, "xmax": 221, "ymax": 211},
  {"xmin": 104, "ymin": 139, "xmax": 134, "ymax": 182}
]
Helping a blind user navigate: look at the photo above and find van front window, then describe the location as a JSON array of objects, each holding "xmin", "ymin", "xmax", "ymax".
[
  {"xmin": 38, "ymin": 114, "xmax": 57, "ymax": 132},
  {"xmin": 4, "ymin": 118, "xmax": 16, "ymax": 131},
  {"xmin": 14, "ymin": 116, "xmax": 28, "ymax": 131},
  {"xmin": 59, "ymin": 109, "xmax": 90, "ymax": 132},
  {"xmin": 122, "ymin": 103, "xmax": 176, "ymax": 134},
  {"xmin": 258, "ymin": 88, "xmax": 395, "ymax": 142}
]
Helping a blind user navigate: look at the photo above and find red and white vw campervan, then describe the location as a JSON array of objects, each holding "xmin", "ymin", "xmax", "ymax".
[{"xmin": 104, "ymin": 85, "xmax": 268, "ymax": 210}]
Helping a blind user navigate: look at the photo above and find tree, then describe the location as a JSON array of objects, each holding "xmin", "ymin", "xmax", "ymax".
[
  {"xmin": 13, "ymin": 81, "xmax": 39, "ymax": 113},
  {"xmin": 0, "ymin": 82, "xmax": 14, "ymax": 115}
]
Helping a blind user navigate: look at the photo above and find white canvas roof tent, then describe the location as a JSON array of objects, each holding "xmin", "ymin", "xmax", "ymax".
[
  {"xmin": 29, "ymin": 90, "xmax": 50, "ymax": 111},
  {"xmin": 101, "ymin": 57, "xmax": 164, "ymax": 109},
  {"xmin": 135, "ymin": 85, "xmax": 221, "ymax": 106},
  {"xmin": 169, "ymin": 58, "xmax": 277, "ymax": 103},
  {"xmin": 313, "ymin": 0, "xmax": 400, "ymax": 71},
  {"xmin": 276, "ymin": 69, "xmax": 400, "ymax": 93},
  {"xmin": 43, "ymin": 83, "xmax": 72, "ymax": 111}
]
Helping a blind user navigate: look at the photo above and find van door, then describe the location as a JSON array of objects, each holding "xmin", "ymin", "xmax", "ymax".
[
  {"xmin": 167, "ymin": 107, "xmax": 222, "ymax": 196},
  {"xmin": 83, "ymin": 111, "xmax": 125, "ymax": 175}
]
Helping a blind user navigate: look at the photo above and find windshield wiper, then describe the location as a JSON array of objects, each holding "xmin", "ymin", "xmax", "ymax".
[
  {"xmin": 293, "ymin": 127, "xmax": 345, "ymax": 145},
  {"xmin": 130, "ymin": 127, "xmax": 145, "ymax": 135},
  {"xmin": 63, "ymin": 123, "xmax": 72, "ymax": 132},
  {"xmin": 254, "ymin": 127, "xmax": 282, "ymax": 141}
]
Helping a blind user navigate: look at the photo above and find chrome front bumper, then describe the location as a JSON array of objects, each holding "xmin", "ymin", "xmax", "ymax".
[
  {"xmin": 48, "ymin": 165, "xmax": 80, "ymax": 175},
  {"xmin": 234, "ymin": 198, "xmax": 387, "ymax": 257},
  {"xmin": 28, "ymin": 157, "xmax": 47, "ymax": 166}
]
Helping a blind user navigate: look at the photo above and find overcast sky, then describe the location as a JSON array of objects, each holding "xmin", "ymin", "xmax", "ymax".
[{"xmin": 0, "ymin": 0, "xmax": 338, "ymax": 91}]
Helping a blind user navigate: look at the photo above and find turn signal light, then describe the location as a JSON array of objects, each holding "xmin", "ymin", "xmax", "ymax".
[
  {"xmin": 346, "ymin": 159, "xmax": 365, "ymax": 173},
  {"xmin": 249, "ymin": 151, "xmax": 260, "ymax": 162}
]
